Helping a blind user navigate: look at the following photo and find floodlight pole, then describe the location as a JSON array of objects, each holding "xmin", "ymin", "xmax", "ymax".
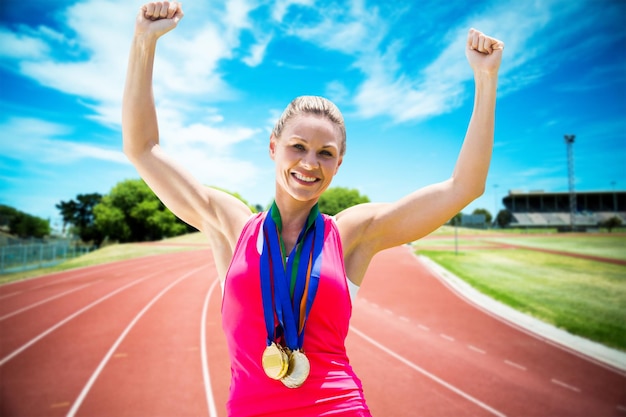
[
  {"xmin": 564, "ymin": 135, "xmax": 576, "ymax": 231},
  {"xmin": 493, "ymin": 184, "xmax": 499, "ymax": 227},
  {"xmin": 611, "ymin": 181, "xmax": 617, "ymax": 212},
  {"xmin": 454, "ymin": 215, "xmax": 458, "ymax": 255}
]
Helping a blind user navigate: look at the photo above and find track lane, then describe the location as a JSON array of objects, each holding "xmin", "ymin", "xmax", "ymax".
[
  {"xmin": 0, "ymin": 250, "xmax": 209, "ymax": 416},
  {"xmin": 350, "ymin": 246, "xmax": 626, "ymax": 416},
  {"xmin": 0, "ymin": 259, "xmax": 176, "ymax": 360},
  {"xmin": 70, "ymin": 261, "xmax": 213, "ymax": 416},
  {"xmin": 1, "ymin": 246, "xmax": 624, "ymax": 416},
  {"xmin": 203, "ymin": 277, "xmax": 231, "ymax": 417}
]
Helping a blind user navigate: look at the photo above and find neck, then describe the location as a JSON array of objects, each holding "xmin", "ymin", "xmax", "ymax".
[{"xmin": 273, "ymin": 191, "xmax": 318, "ymax": 232}]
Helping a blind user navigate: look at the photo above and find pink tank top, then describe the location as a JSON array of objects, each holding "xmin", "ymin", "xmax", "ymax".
[{"xmin": 221, "ymin": 213, "xmax": 371, "ymax": 417}]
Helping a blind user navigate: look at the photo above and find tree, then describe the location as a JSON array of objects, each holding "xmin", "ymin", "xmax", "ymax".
[
  {"xmin": 448, "ymin": 212, "xmax": 463, "ymax": 226},
  {"xmin": 496, "ymin": 209, "xmax": 512, "ymax": 228},
  {"xmin": 94, "ymin": 179, "xmax": 193, "ymax": 243},
  {"xmin": 318, "ymin": 187, "xmax": 370, "ymax": 216},
  {"xmin": 56, "ymin": 193, "xmax": 103, "ymax": 243},
  {"xmin": 600, "ymin": 216, "xmax": 622, "ymax": 233},
  {"xmin": 0, "ymin": 205, "xmax": 50, "ymax": 238},
  {"xmin": 472, "ymin": 208, "xmax": 492, "ymax": 225}
]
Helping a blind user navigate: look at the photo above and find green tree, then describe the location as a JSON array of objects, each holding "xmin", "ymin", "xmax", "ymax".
[
  {"xmin": 600, "ymin": 216, "xmax": 623, "ymax": 232},
  {"xmin": 448, "ymin": 212, "xmax": 463, "ymax": 226},
  {"xmin": 0, "ymin": 205, "xmax": 50, "ymax": 238},
  {"xmin": 56, "ymin": 193, "xmax": 103, "ymax": 243},
  {"xmin": 496, "ymin": 209, "xmax": 512, "ymax": 228},
  {"xmin": 94, "ymin": 179, "xmax": 192, "ymax": 243},
  {"xmin": 318, "ymin": 187, "xmax": 370, "ymax": 216},
  {"xmin": 472, "ymin": 208, "xmax": 492, "ymax": 225}
]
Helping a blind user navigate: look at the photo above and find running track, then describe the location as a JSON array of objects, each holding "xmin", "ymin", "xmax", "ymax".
[{"xmin": 1, "ymin": 247, "xmax": 625, "ymax": 416}]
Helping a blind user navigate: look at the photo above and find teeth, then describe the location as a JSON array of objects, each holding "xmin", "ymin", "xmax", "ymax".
[{"xmin": 294, "ymin": 172, "xmax": 317, "ymax": 182}]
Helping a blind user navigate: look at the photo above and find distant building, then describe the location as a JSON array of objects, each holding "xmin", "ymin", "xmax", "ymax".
[
  {"xmin": 461, "ymin": 214, "xmax": 487, "ymax": 229},
  {"xmin": 502, "ymin": 190, "xmax": 626, "ymax": 230}
]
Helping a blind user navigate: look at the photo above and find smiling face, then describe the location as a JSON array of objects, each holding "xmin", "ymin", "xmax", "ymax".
[{"xmin": 270, "ymin": 114, "xmax": 344, "ymax": 204}]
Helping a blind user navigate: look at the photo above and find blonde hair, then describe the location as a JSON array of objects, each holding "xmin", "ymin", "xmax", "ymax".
[{"xmin": 272, "ymin": 96, "xmax": 347, "ymax": 156}]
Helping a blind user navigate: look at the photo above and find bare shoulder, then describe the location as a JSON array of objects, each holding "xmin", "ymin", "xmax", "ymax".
[
  {"xmin": 335, "ymin": 202, "xmax": 389, "ymax": 285},
  {"xmin": 335, "ymin": 202, "xmax": 388, "ymax": 250},
  {"xmin": 201, "ymin": 188, "xmax": 253, "ymax": 244},
  {"xmin": 201, "ymin": 188, "xmax": 253, "ymax": 280}
]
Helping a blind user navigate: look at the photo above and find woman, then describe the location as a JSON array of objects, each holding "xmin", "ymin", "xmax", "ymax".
[{"xmin": 123, "ymin": 2, "xmax": 504, "ymax": 416}]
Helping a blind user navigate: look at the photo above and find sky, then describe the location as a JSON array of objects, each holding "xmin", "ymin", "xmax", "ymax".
[{"xmin": 1, "ymin": 0, "xmax": 625, "ymax": 233}]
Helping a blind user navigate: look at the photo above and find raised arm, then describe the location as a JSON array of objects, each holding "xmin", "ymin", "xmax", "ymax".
[
  {"xmin": 339, "ymin": 29, "xmax": 503, "ymax": 267},
  {"xmin": 122, "ymin": 2, "xmax": 251, "ymax": 252}
]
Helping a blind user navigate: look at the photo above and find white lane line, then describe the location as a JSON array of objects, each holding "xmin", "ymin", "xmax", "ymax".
[
  {"xmin": 504, "ymin": 360, "xmax": 527, "ymax": 371},
  {"xmin": 0, "ymin": 281, "xmax": 99, "ymax": 321},
  {"xmin": 383, "ymin": 308, "xmax": 393, "ymax": 315},
  {"xmin": 67, "ymin": 265, "xmax": 206, "ymax": 417},
  {"xmin": 201, "ymin": 279, "xmax": 220, "ymax": 417},
  {"xmin": 399, "ymin": 316, "xmax": 410, "ymax": 323},
  {"xmin": 0, "ymin": 291, "xmax": 23, "ymax": 300},
  {"xmin": 468, "ymin": 345, "xmax": 486, "ymax": 354},
  {"xmin": 440, "ymin": 334, "xmax": 455, "ymax": 342},
  {"xmin": 31, "ymin": 274, "xmax": 98, "ymax": 290},
  {"xmin": 551, "ymin": 379, "xmax": 581, "ymax": 393},
  {"xmin": 1, "ymin": 266, "xmax": 114, "ymax": 289},
  {"xmin": 0, "ymin": 276, "xmax": 151, "ymax": 367},
  {"xmin": 418, "ymin": 324, "xmax": 430, "ymax": 332},
  {"xmin": 350, "ymin": 326, "xmax": 507, "ymax": 417}
]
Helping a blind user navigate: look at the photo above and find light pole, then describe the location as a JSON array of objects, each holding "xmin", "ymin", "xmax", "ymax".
[
  {"xmin": 493, "ymin": 184, "xmax": 499, "ymax": 227},
  {"xmin": 564, "ymin": 134, "xmax": 576, "ymax": 231},
  {"xmin": 611, "ymin": 181, "xmax": 617, "ymax": 213}
]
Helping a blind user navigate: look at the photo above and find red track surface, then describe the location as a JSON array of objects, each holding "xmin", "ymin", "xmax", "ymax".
[{"xmin": 1, "ymin": 247, "xmax": 625, "ymax": 416}]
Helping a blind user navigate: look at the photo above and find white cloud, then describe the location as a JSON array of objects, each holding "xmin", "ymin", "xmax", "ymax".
[
  {"xmin": 324, "ymin": 80, "xmax": 350, "ymax": 105},
  {"xmin": 2, "ymin": 0, "xmax": 613, "ymax": 140},
  {"xmin": 160, "ymin": 117, "xmax": 262, "ymax": 152},
  {"xmin": 278, "ymin": 0, "xmax": 601, "ymax": 124},
  {"xmin": 1, "ymin": 117, "xmax": 127, "ymax": 164},
  {"xmin": 0, "ymin": 27, "xmax": 50, "ymax": 60},
  {"xmin": 242, "ymin": 34, "xmax": 273, "ymax": 67},
  {"xmin": 287, "ymin": 0, "xmax": 386, "ymax": 55},
  {"xmin": 2, "ymin": 0, "xmax": 253, "ymax": 126},
  {"xmin": 0, "ymin": 0, "xmax": 272, "ymax": 192},
  {"xmin": 271, "ymin": 0, "xmax": 314, "ymax": 22}
]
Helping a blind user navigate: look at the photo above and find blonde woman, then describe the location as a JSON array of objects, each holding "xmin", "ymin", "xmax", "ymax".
[{"xmin": 123, "ymin": 2, "xmax": 504, "ymax": 416}]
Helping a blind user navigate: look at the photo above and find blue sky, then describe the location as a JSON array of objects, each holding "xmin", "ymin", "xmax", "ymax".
[{"xmin": 1, "ymin": 0, "xmax": 625, "ymax": 232}]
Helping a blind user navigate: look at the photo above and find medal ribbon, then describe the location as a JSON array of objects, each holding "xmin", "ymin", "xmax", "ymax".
[{"xmin": 259, "ymin": 202, "xmax": 324, "ymax": 351}]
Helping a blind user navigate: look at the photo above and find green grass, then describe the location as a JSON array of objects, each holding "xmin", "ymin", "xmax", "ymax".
[
  {"xmin": 489, "ymin": 236, "xmax": 626, "ymax": 260},
  {"xmin": 415, "ymin": 230, "xmax": 626, "ymax": 351},
  {"xmin": 0, "ymin": 233, "xmax": 208, "ymax": 285}
]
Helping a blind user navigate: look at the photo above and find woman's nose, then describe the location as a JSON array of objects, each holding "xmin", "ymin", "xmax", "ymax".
[{"xmin": 300, "ymin": 152, "xmax": 319, "ymax": 169}]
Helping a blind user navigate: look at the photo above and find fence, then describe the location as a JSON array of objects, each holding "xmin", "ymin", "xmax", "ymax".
[{"xmin": 0, "ymin": 240, "xmax": 93, "ymax": 274}]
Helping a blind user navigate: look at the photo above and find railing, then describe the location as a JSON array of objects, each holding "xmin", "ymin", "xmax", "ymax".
[{"xmin": 0, "ymin": 240, "xmax": 93, "ymax": 274}]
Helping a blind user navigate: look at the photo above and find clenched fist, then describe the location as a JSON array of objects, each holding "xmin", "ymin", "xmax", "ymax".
[
  {"xmin": 466, "ymin": 28, "xmax": 504, "ymax": 75},
  {"xmin": 135, "ymin": 1, "xmax": 184, "ymax": 39}
]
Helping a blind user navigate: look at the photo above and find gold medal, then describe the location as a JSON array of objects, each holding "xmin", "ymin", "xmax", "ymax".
[
  {"xmin": 281, "ymin": 350, "xmax": 310, "ymax": 388},
  {"xmin": 261, "ymin": 342, "xmax": 289, "ymax": 380}
]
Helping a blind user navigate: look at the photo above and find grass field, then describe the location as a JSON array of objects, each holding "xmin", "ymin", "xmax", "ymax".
[
  {"xmin": 0, "ymin": 233, "xmax": 210, "ymax": 285},
  {"xmin": 2, "ymin": 228, "xmax": 625, "ymax": 352},
  {"xmin": 414, "ymin": 229, "xmax": 626, "ymax": 351}
]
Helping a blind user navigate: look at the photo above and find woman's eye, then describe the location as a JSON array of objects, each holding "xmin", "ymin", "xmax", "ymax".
[
  {"xmin": 293, "ymin": 144, "xmax": 305, "ymax": 151},
  {"xmin": 320, "ymin": 150, "xmax": 333, "ymax": 157}
]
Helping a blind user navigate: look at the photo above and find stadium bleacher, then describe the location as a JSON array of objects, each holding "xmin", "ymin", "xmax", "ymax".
[{"xmin": 502, "ymin": 190, "xmax": 626, "ymax": 229}]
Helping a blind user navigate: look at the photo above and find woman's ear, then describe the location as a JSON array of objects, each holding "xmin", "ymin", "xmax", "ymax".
[
  {"xmin": 334, "ymin": 156, "xmax": 343, "ymax": 175},
  {"xmin": 269, "ymin": 134, "xmax": 277, "ymax": 160}
]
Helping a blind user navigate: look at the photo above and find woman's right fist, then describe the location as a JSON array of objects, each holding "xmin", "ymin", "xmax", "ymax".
[{"xmin": 135, "ymin": 2, "xmax": 184, "ymax": 38}]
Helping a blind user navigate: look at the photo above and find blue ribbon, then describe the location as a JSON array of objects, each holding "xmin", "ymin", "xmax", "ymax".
[{"xmin": 259, "ymin": 205, "xmax": 324, "ymax": 351}]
